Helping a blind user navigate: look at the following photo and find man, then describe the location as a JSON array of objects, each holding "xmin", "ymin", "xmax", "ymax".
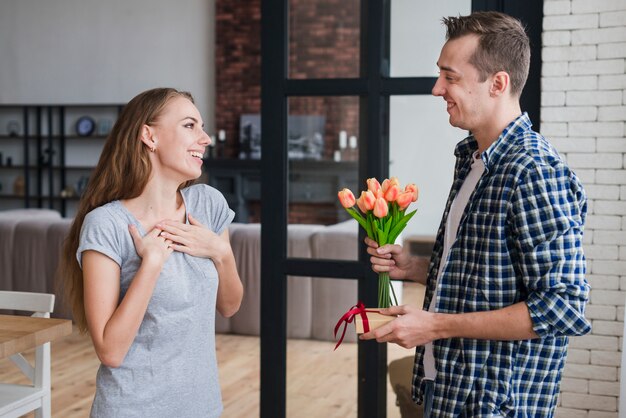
[{"xmin": 361, "ymin": 11, "xmax": 591, "ymax": 417}]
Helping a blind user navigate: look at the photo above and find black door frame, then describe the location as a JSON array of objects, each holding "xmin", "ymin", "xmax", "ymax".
[{"xmin": 259, "ymin": 1, "xmax": 542, "ymax": 417}]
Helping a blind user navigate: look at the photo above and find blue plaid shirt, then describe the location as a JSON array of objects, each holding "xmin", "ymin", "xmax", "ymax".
[{"xmin": 412, "ymin": 113, "xmax": 591, "ymax": 417}]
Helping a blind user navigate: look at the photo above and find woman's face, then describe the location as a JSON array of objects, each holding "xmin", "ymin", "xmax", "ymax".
[{"xmin": 149, "ymin": 96, "xmax": 211, "ymax": 182}]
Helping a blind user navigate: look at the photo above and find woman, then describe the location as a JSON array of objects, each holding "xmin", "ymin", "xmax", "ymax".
[{"xmin": 59, "ymin": 88, "xmax": 243, "ymax": 417}]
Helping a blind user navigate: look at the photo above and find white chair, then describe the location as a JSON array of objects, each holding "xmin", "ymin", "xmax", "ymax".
[{"xmin": 0, "ymin": 291, "xmax": 56, "ymax": 418}]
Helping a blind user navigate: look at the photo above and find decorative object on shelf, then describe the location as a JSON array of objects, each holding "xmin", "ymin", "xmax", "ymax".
[
  {"xmin": 239, "ymin": 115, "xmax": 261, "ymax": 159},
  {"xmin": 208, "ymin": 136, "xmax": 216, "ymax": 159},
  {"xmin": 341, "ymin": 135, "xmax": 358, "ymax": 161},
  {"xmin": 13, "ymin": 175, "xmax": 25, "ymax": 196},
  {"xmin": 97, "ymin": 118, "xmax": 113, "ymax": 136},
  {"xmin": 238, "ymin": 114, "xmax": 325, "ymax": 160},
  {"xmin": 75, "ymin": 175, "xmax": 90, "ymax": 196},
  {"xmin": 216, "ymin": 129, "xmax": 227, "ymax": 158},
  {"xmin": 39, "ymin": 147, "xmax": 55, "ymax": 166},
  {"xmin": 288, "ymin": 115, "xmax": 325, "ymax": 160},
  {"xmin": 334, "ymin": 132, "xmax": 345, "ymax": 161},
  {"xmin": 75, "ymin": 116, "xmax": 96, "ymax": 137},
  {"xmin": 6, "ymin": 157, "xmax": 12, "ymax": 166},
  {"xmin": 339, "ymin": 130, "xmax": 347, "ymax": 150},
  {"xmin": 60, "ymin": 185, "xmax": 76, "ymax": 198},
  {"xmin": 6, "ymin": 120, "xmax": 20, "ymax": 137},
  {"xmin": 0, "ymin": 152, "xmax": 3, "ymax": 166}
]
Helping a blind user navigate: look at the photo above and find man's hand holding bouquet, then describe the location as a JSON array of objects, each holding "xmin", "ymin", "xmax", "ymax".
[{"xmin": 334, "ymin": 177, "xmax": 418, "ymax": 348}]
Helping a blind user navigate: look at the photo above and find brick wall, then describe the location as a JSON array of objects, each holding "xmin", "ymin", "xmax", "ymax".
[
  {"xmin": 215, "ymin": 0, "xmax": 359, "ymax": 160},
  {"xmin": 542, "ymin": 1, "xmax": 626, "ymax": 416},
  {"xmin": 215, "ymin": 0, "xmax": 261, "ymax": 159},
  {"xmin": 215, "ymin": 0, "xmax": 360, "ymax": 224}
]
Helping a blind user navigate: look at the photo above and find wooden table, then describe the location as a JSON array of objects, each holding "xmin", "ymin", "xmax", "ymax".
[{"xmin": 0, "ymin": 315, "xmax": 72, "ymax": 359}]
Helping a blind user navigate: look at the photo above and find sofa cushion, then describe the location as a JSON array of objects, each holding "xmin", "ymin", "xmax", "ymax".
[
  {"xmin": 0, "ymin": 209, "xmax": 62, "ymax": 292},
  {"xmin": 310, "ymin": 220, "xmax": 359, "ymax": 342},
  {"xmin": 222, "ymin": 223, "xmax": 325, "ymax": 339}
]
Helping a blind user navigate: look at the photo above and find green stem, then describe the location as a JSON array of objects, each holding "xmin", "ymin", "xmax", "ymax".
[
  {"xmin": 378, "ymin": 271, "xmax": 392, "ymax": 308},
  {"xmin": 389, "ymin": 278, "xmax": 399, "ymax": 306}
]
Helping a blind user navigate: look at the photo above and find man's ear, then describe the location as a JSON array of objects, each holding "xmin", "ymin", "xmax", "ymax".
[
  {"xmin": 490, "ymin": 71, "xmax": 510, "ymax": 97},
  {"xmin": 139, "ymin": 125, "xmax": 157, "ymax": 149}
]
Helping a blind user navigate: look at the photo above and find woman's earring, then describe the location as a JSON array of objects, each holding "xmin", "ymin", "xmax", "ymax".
[{"xmin": 150, "ymin": 145, "xmax": 156, "ymax": 152}]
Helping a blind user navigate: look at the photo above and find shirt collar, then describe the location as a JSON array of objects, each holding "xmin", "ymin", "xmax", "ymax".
[{"xmin": 453, "ymin": 112, "xmax": 532, "ymax": 169}]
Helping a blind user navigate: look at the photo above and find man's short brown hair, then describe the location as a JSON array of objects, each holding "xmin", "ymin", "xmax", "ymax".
[{"xmin": 443, "ymin": 11, "xmax": 530, "ymax": 97}]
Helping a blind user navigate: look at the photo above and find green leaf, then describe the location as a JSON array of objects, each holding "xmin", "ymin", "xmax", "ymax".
[
  {"xmin": 378, "ymin": 225, "xmax": 388, "ymax": 245},
  {"xmin": 345, "ymin": 207, "xmax": 368, "ymax": 230},
  {"xmin": 384, "ymin": 216, "xmax": 393, "ymax": 234},
  {"xmin": 364, "ymin": 215, "xmax": 373, "ymax": 238},
  {"xmin": 388, "ymin": 209, "xmax": 417, "ymax": 244}
]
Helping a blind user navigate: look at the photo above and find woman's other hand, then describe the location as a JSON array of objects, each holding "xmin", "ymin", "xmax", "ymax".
[{"xmin": 129, "ymin": 224, "xmax": 173, "ymax": 265}]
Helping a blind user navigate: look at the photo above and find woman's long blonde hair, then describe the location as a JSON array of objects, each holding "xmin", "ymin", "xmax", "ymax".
[{"xmin": 58, "ymin": 88, "xmax": 194, "ymax": 332}]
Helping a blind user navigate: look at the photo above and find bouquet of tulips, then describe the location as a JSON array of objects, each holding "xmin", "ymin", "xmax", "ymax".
[{"xmin": 337, "ymin": 177, "xmax": 418, "ymax": 308}]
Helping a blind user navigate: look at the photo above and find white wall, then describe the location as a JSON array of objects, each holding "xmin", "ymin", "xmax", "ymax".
[
  {"xmin": 0, "ymin": 0, "xmax": 215, "ymax": 129},
  {"xmin": 541, "ymin": 1, "xmax": 626, "ymax": 417},
  {"xmin": 389, "ymin": 0, "xmax": 471, "ymax": 238}
]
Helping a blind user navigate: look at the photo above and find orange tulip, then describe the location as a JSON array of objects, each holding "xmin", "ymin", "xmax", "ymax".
[
  {"xmin": 373, "ymin": 197, "xmax": 388, "ymax": 218},
  {"xmin": 405, "ymin": 183, "xmax": 419, "ymax": 202},
  {"xmin": 383, "ymin": 184, "xmax": 400, "ymax": 202},
  {"xmin": 367, "ymin": 178, "xmax": 381, "ymax": 195},
  {"xmin": 338, "ymin": 188, "xmax": 356, "ymax": 208},
  {"xmin": 381, "ymin": 179, "xmax": 391, "ymax": 193},
  {"xmin": 356, "ymin": 190, "xmax": 376, "ymax": 213},
  {"xmin": 396, "ymin": 191, "xmax": 413, "ymax": 210},
  {"xmin": 381, "ymin": 177, "xmax": 400, "ymax": 193}
]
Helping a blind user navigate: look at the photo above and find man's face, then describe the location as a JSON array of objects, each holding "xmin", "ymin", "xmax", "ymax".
[{"xmin": 432, "ymin": 34, "xmax": 492, "ymax": 133}]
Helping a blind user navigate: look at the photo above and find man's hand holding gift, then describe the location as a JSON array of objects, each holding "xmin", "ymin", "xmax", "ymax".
[{"xmin": 359, "ymin": 305, "xmax": 439, "ymax": 349}]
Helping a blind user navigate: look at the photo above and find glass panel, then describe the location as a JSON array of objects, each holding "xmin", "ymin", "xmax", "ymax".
[
  {"xmin": 287, "ymin": 96, "xmax": 359, "ymax": 230},
  {"xmin": 287, "ymin": 332, "xmax": 357, "ymax": 416},
  {"xmin": 390, "ymin": 0, "xmax": 471, "ymax": 77},
  {"xmin": 389, "ymin": 95, "xmax": 466, "ymax": 240},
  {"xmin": 387, "ymin": 281, "xmax": 425, "ymax": 417},
  {"xmin": 288, "ymin": 0, "xmax": 361, "ymax": 79},
  {"xmin": 283, "ymin": 278, "xmax": 424, "ymax": 417},
  {"xmin": 282, "ymin": 271, "xmax": 359, "ymax": 414}
]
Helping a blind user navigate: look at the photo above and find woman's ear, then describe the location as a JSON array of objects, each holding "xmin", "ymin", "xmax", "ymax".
[
  {"xmin": 139, "ymin": 125, "xmax": 157, "ymax": 151},
  {"xmin": 490, "ymin": 71, "xmax": 510, "ymax": 97}
]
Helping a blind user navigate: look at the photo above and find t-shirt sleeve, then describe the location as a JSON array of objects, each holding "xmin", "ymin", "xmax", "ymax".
[
  {"xmin": 76, "ymin": 207, "xmax": 123, "ymax": 269},
  {"xmin": 208, "ymin": 187, "xmax": 235, "ymax": 235}
]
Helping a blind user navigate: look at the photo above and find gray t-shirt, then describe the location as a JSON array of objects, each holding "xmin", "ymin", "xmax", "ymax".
[{"xmin": 77, "ymin": 184, "xmax": 235, "ymax": 418}]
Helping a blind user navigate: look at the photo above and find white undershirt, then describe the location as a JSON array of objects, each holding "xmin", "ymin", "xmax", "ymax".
[{"xmin": 424, "ymin": 151, "xmax": 485, "ymax": 380}]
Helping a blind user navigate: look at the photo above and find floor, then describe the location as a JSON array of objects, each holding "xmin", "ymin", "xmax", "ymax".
[{"xmin": 0, "ymin": 283, "xmax": 424, "ymax": 417}]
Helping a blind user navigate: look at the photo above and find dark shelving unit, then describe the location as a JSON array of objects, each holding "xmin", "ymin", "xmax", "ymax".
[{"xmin": 0, "ymin": 104, "xmax": 123, "ymax": 216}]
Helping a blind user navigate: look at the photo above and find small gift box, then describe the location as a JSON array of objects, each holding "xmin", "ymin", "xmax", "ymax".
[
  {"xmin": 354, "ymin": 308, "xmax": 395, "ymax": 334},
  {"xmin": 334, "ymin": 302, "xmax": 396, "ymax": 350}
]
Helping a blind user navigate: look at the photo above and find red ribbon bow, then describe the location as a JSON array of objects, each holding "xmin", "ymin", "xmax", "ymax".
[{"xmin": 333, "ymin": 301, "xmax": 377, "ymax": 350}]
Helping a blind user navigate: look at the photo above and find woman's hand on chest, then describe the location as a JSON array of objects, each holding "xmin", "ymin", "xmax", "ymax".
[{"xmin": 156, "ymin": 213, "xmax": 231, "ymax": 263}]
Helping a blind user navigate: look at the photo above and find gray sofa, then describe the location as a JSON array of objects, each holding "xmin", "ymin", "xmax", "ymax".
[
  {"xmin": 217, "ymin": 220, "xmax": 381, "ymax": 342},
  {"xmin": 0, "ymin": 210, "xmax": 380, "ymax": 342}
]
